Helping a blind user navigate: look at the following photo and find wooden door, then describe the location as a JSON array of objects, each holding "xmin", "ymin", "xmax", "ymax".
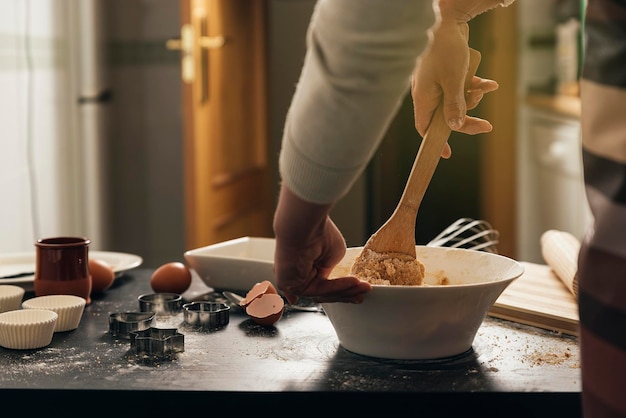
[
  {"xmin": 471, "ymin": 4, "xmax": 518, "ymax": 259},
  {"xmin": 173, "ymin": 0, "xmax": 273, "ymax": 250}
]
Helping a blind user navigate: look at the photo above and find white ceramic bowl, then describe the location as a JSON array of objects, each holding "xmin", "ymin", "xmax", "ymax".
[
  {"xmin": 321, "ymin": 246, "xmax": 525, "ymax": 360},
  {"xmin": 0, "ymin": 285, "xmax": 25, "ymax": 313},
  {"xmin": 0, "ymin": 309, "xmax": 58, "ymax": 349},
  {"xmin": 22, "ymin": 295, "xmax": 86, "ymax": 332},
  {"xmin": 184, "ymin": 236, "xmax": 275, "ymax": 292}
]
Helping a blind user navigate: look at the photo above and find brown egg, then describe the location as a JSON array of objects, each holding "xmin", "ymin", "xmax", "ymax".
[
  {"xmin": 150, "ymin": 262, "xmax": 192, "ymax": 294},
  {"xmin": 89, "ymin": 258, "xmax": 115, "ymax": 294},
  {"xmin": 239, "ymin": 280, "xmax": 277, "ymax": 308},
  {"xmin": 245, "ymin": 293, "xmax": 284, "ymax": 326}
]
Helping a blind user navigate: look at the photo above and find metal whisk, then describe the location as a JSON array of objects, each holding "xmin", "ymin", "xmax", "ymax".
[{"xmin": 427, "ymin": 218, "xmax": 499, "ymax": 253}]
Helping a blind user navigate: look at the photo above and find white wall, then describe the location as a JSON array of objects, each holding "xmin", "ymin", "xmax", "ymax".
[{"xmin": 102, "ymin": 0, "xmax": 185, "ymax": 268}]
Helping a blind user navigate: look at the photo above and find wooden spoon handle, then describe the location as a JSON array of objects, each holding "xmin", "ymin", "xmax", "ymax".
[
  {"xmin": 395, "ymin": 48, "xmax": 482, "ymax": 223},
  {"xmin": 361, "ymin": 48, "xmax": 482, "ymax": 256}
]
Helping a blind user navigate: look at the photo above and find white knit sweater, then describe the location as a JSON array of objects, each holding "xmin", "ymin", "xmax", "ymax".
[{"xmin": 278, "ymin": 0, "xmax": 437, "ymax": 204}]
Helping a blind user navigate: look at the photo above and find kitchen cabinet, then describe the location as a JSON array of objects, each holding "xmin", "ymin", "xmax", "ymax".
[
  {"xmin": 517, "ymin": 103, "xmax": 591, "ymax": 263},
  {"xmin": 515, "ymin": 0, "xmax": 590, "ymax": 263}
]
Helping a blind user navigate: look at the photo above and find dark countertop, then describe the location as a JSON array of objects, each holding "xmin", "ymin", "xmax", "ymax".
[{"xmin": 0, "ymin": 268, "xmax": 582, "ymax": 416}]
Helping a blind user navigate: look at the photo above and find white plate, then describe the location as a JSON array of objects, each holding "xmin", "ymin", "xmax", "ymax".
[{"xmin": 0, "ymin": 250, "xmax": 143, "ymax": 291}]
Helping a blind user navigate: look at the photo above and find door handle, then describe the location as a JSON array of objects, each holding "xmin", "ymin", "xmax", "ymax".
[
  {"xmin": 166, "ymin": 24, "xmax": 195, "ymax": 84},
  {"xmin": 166, "ymin": 24, "xmax": 225, "ymax": 86},
  {"xmin": 199, "ymin": 35, "xmax": 225, "ymax": 49}
]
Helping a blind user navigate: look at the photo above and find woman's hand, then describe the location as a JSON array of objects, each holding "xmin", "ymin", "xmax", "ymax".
[
  {"xmin": 411, "ymin": 19, "xmax": 499, "ymax": 158},
  {"xmin": 272, "ymin": 185, "xmax": 372, "ymax": 305}
]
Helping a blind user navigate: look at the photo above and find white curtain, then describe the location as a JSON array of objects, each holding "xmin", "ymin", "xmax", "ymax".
[{"xmin": 0, "ymin": 0, "xmax": 107, "ymax": 252}]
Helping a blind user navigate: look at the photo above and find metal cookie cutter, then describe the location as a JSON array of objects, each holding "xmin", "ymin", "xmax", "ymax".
[
  {"xmin": 138, "ymin": 293, "xmax": 183, "ymax": 315},
  {"xmin": 183, "ymin": 301, "xmax": 230, "ymax": 330},
  {"xmin": 109, "ymin": 312, "xmax": 156, "ymax": 339},
  {"xmin": 130, "ymin": 327, "xmax": 184, "ymax": 358}
]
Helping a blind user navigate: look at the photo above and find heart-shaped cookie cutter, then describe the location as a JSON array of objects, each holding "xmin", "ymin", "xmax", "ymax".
[{"xmin": 108, "ymin": 312, "xmax": 156, "ymax": 339}]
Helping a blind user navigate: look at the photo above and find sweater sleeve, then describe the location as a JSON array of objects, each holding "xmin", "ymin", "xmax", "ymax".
[{"xmin": 278, "ymin": 0, "xmax": 438, "ymax": 204}]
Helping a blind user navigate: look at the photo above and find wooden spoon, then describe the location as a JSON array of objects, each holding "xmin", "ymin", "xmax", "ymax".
[{"xmin": 352, "ymin": 48, "xmax": 481, "ymax": 283}]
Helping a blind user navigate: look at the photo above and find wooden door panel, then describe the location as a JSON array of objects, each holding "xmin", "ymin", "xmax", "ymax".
[
  {"xmin": 209, "ymin": 0, "xmax": 266, "ymax": 175},
  {"xmin": 182, "ymin": 0, "xmax": 272, "ymax": 250},
  {"xmin": 210, "ymin": 169, "xmax": 271, "ymax": 236}
]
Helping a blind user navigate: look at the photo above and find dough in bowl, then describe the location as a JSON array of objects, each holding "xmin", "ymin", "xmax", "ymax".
[{"xmin": 350, "ymin": 249, "xmax": 425, "ymax": 286}]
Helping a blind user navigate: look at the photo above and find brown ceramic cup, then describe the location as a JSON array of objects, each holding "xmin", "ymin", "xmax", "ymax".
[{"xmin": 34, "ymin": 237, "xmax": 92, "ymax": 304}]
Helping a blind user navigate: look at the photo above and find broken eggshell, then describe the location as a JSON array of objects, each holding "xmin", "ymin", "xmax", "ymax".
[
  {"xmin": 245, "ymin": 293, "xmax": 284, "ymax": 326},
  {"xmin": 239, "ymin": 280, "xmax": 278, "ymax": 308},
  {"xmin": 241, "ymin": 280, "xmax": 284, "ymax": 326}
]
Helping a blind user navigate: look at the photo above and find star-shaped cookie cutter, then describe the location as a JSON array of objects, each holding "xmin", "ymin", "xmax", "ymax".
[
  {"xmin": 183, "ymin": 301, "xmax": 230, "ymax": 330},
  {"xmin": 129, "ymin": 327, "xmax": 184, "ymax": 358}
]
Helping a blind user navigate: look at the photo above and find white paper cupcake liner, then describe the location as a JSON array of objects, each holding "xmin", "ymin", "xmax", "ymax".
[
  {"xmin": 0, "ymin": 285, "xmax": 25, "ymax": 313},
  {"xmin": 22, "ymin": 295, "xmax": 86, "ymax": 332},
  {"xmin": 0, "ymin": 309, "xmax": 58, "ymax": 349}
]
